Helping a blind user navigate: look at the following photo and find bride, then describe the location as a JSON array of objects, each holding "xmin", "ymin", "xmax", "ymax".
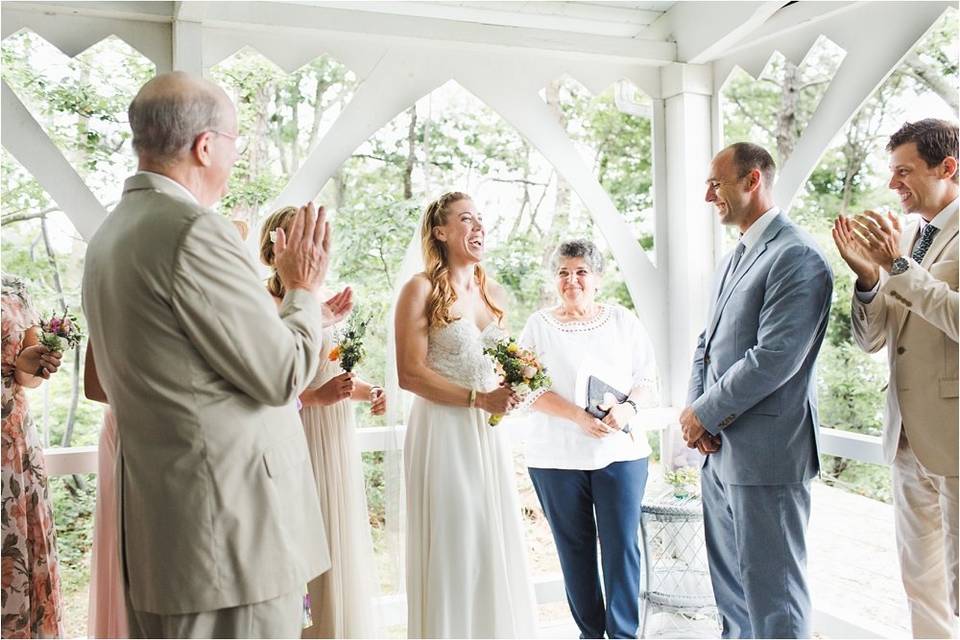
[{"xmin": 395, "ymin": 191, "xmax": 539, "ymax": 638}]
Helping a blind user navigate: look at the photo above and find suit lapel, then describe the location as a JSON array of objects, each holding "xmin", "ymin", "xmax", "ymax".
[
  {"xmin": 705, "ymin": 214, "xmax": 788, "ymax": 347},
  {"xmin": 921, "ymin": 213, "xmax": 959, "ymax": 268},
  {"xmin": 893, "ymin": 220, "xmax": 921, "ymax": 339},
  {"xmin": 894, "ymin": 213, "xmax": 959, "ymax": 339}
]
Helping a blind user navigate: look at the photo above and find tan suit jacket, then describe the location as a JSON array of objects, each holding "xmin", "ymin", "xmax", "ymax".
[
  {"xmin": 82, "ymin": 173, "xmax": 330, "ymax": 615},
  {"xmin": 852, "ymin": 205, "xmax": 959, "ymax": 476}
]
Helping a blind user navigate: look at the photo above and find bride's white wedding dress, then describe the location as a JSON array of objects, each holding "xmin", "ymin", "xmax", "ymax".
[{"xmin": 405, "ymin": 319, "xmax": 538, "ymax": 638}]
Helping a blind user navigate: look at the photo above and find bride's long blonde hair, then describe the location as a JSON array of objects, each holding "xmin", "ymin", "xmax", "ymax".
[{"xmin": 421, "ymin": 192, "xmax": 504, "ymax": 328}]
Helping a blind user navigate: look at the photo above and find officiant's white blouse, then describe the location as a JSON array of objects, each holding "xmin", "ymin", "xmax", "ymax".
[{"xmin": 518, "ymin": 303, "xmax": 657, "ymax": 470}]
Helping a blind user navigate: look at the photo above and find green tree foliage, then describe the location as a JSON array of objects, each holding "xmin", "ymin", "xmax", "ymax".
[{"xmin": 0, "ymin": 12, "xmax": 955, "ymax": 615}]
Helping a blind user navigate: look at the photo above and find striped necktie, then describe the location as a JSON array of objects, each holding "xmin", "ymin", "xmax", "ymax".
[{"xmin": 911, "ymin": 224, "xmax": 938, "ymax": 263}]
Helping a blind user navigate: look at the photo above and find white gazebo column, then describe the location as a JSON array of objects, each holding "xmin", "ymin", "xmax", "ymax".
[{"xmin": 660, "ymin": 62, "xmax": 717, "ymax": 418}]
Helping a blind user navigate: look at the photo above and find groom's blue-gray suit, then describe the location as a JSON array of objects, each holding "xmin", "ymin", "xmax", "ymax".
[{"xmin": 687, "ymin": 210, "xmax": 833, "ymax": 638}]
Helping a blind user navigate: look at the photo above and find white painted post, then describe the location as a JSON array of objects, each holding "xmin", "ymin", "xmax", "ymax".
[
  {"xmin": 172, "ymin": 20, "xmax": 204, "ymax": 75},
  {"xmin": 660, "ymin": 62, "xmax": 717, "ymax": 467}
]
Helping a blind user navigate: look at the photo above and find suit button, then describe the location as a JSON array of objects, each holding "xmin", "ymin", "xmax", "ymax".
[{"xmin": 897, "ymin": 346, "xmax": 906, "ymax": 354}]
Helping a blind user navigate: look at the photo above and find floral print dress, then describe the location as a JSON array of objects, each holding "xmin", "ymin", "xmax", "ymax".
[{"xmin": 1, "ymin": 274, "xmax": 63, "ymax": 638}]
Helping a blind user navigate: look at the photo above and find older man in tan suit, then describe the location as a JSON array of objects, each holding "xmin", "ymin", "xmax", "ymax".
[
  {"xmin": 834, "ymin": 118, "xmax": 959, "ymax": 638},
  {"xmin": 82, "ymin": 72, "xmax": 348, "ymax": 638}
]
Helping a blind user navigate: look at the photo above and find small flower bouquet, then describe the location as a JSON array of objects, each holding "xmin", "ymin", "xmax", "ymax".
[
  {"xmin": 39, "ymin": 309, "xmax": 84, "ymax": 353},
  {"xmin": 483, "ymin": 337, "xmax": 551, "ymax": 426},
  {"xmin": 328, "ymin": 312, "xmax": 370, "ymax": 373}
]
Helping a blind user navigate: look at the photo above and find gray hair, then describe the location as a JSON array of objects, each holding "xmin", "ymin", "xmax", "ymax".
[
  {"xmin": 550, "ymin": 239, "xmax": 604, "ymax": 273},
  {"xmin": 128, "ymin": 73, "xmax": 227, "ymax": 165}
]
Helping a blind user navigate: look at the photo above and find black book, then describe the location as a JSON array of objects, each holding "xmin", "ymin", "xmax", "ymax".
[{"xmin": 585, "ymin": 375, "xmax": 631, "ymax": 434}]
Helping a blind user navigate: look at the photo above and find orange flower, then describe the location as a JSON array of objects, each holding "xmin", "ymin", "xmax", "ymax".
[{"xmin": 328, "ymin": 345, "xmax": 341, "ymax": 362}]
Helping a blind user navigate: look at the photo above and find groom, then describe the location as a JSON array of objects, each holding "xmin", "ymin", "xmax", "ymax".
[
  {"xmin": 681, "ymin": 143, "xmax": 833, "ymax": 638},
  {"xmin": 83, "ymin": 72, "xmax": 343, "ymax": 637}
]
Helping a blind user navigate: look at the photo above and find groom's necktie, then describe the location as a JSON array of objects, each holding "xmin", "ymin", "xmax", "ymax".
[
  {"xmin": 911, "ymin": 224, "xmax": 939, "ymax": 264},
  {"xmin": 720, "ymin": 242, "xmax": 746, "ymax": 296}
]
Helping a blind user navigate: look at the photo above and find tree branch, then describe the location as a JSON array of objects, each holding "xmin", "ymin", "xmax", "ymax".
[
  {"xmin": 1, "ymin": 206, "xmax": 60, "ymax": 226},
  {"xmin": 726, "ymin": 93, "xmax": 776, "ymax": 138},
  {"xmin": 489, "ymin": 177, "xmax": 550, "ymax": 187}
]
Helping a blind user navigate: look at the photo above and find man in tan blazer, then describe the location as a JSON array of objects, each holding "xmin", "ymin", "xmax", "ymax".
[
  {"xmin": 82, "ymin": 72, "xmax": 347, "ymax": 637},
  {"xmin": 834, "ymin": 118, "xmax": 959, "ymax": 638}
]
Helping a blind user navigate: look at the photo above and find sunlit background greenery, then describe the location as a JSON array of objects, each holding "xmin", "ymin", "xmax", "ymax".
[{"xmin": 2, "ymin": 11, "xmax": 956, "ymax": 635}]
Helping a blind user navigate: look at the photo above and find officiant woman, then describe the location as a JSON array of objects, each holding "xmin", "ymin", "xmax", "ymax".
[{"xmin": 518, "ymin": 239, "xmax": 660, "ymax": 639}]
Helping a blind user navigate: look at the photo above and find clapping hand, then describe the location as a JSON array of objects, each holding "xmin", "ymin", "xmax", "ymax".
[
  {"xmin": 273, "ymin": 202, "xmax": 330, "ymax": 293},
  {"xmin": 15, "ymin": 344, "xmax": 61, "ymax": 379},
  {"xmin": 322, "ymin": 287, "xmax": 353, "ymax": 327},
  {"xmin": 832, "ymin": 215, "xmax": 880, "ymax": 289},
  {"xmin": 849, "ymin": 210, "xmax": 902, "ymax": 273}
]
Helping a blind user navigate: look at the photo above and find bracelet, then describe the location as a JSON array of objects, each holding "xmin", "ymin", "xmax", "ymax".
[{"xmin": 468, "ymin": 389, "xmax": 477, "ymax": 408}]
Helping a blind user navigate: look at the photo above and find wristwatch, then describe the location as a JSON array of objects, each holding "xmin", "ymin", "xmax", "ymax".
[
  {"xmin": 623, "ymin": 398, "xmax": 638, "ymax": 415},
  {"xmin": 890, "ymin": 256, "xmax": 910, "ymax": 276}
]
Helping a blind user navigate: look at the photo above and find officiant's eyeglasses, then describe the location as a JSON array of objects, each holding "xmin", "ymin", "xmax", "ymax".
[{"xmin": 204, "ymin": 130, "xmax": 249, "ymax": 155}]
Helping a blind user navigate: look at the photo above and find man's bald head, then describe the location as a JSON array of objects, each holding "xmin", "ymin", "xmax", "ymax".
[{"xmin": 128, "ymin": 71, "xmax": 234, "ymax": 166}]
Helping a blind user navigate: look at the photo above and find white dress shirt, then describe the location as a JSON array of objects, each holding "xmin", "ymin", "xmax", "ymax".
[{"xmin": 739, "ymin": 206, "xmax": 781, "ymax": 251}]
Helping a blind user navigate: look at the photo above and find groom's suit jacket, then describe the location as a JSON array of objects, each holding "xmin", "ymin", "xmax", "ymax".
[
  {"xmin": 687, "ymin": 212, "xmax": 834, "ymax": 485},
  {"xmin": 82, "ymin": 173, "xmax": 330, "ymax": 615},
  {"xmin": 851, "ymin": 206, "xmax": 958, "ymax": 476}
]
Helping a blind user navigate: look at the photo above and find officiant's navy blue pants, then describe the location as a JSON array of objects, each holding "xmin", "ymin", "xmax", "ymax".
[{"xmin": 529, "ymin": 458, "xmax": 649, "ymax": 639}]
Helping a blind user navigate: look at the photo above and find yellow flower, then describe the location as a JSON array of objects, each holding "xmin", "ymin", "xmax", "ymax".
[
  {"xmin": 507, "ymin": 343, "xmax": 520, "ymax": 354},
  {"xmin": 328, "ymin": 345, "xmax": 341, "ymax": 361}
]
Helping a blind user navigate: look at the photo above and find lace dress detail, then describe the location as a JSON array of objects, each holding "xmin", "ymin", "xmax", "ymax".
[{"xmin": 425, "ymin": 320, "xmax": 501, "ymax": 391}]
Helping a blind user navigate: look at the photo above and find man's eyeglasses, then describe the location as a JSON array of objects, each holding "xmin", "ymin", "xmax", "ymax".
[{"xmin": 201, "ymin": 129, "xmax": 249, "ymax": 155}]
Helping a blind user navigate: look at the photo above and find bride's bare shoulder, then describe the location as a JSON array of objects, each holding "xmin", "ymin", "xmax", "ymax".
[{"xmin": 400, "ymin": 273, "xmax": 432, "ymax": 300}]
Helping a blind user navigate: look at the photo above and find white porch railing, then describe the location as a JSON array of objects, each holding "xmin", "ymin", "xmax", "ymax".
[
  {"xmin": 42, "ymin": 415, "xmax": 886, "ymax": 476},
  {"xmin": 41, "ymin": 413, "xmax": 889, "ymax": 636}
]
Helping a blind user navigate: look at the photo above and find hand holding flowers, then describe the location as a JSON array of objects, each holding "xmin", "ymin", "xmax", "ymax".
[
  {"xmin": 483, "ymin": 338, "xmax": 551, "ymax": 426},
  {"xmin": 39, "ymin": 309, "xmax": 84, "ymax": 353},
  {"xmin": 329, "ymin": 311, "xmax": 371, "ymax": 373}
]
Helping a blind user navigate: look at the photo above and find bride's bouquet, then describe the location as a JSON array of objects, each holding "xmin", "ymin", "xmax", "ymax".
[
  {"xmin": 483, "ymin": 337, "xmax": 551, "ymax": 426},
  {"xmin": 39, "ymin": 309, "xmax": 84, "ymax": 353},
  {"xmin": 328, "ymin": 311, "xmax": 370, "ymax": 373}
]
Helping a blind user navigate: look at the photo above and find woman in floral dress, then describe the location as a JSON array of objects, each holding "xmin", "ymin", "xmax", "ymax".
[{"xmin": 1, "ymin": 274, "xmax": 64, "ymax": 638}]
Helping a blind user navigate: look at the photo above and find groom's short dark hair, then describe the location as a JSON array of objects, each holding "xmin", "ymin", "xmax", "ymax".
[{"xmin": 728, "ymin": 142, "xmax": 776, "ymax": 188}]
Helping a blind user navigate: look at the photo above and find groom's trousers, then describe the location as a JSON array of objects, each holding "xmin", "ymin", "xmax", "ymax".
[
  {"xmin": 125, "ymin": 589, "xmax": 303, "ymax": 639},
  {"xmin": 529, "ymin": 458, "xmax": 649, "ymax": 639},
  {"xmin": 701, "ymin": 455, "xmax": 812, "ymax": 639}
]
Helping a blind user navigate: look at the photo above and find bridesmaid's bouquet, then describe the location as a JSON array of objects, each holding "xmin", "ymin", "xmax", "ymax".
[
  {"xmin": 483, "ymin": 337, "xmax": 551, "ymax": 426},
  {"xmin": 39, "ymin": 309, "xmax": 84, "ymax": 352},
  {"xmin": 328, "ymin": 311, "xmax": 370, "ymax": 373}
]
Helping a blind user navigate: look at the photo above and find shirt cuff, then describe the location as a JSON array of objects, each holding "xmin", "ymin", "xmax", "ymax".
[{"xmin": 854, "ymin": 280, "xmax": 880, "ymax": 304}]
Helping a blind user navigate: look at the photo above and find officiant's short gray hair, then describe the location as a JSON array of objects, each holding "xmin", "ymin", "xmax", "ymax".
[
  {"xmin": 128, "ymin": 72, "xmax": 228, "ymax": 165},
  {"xmin": 551, "ymin": 239, "xmax": 604, "ymax": 273}
]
